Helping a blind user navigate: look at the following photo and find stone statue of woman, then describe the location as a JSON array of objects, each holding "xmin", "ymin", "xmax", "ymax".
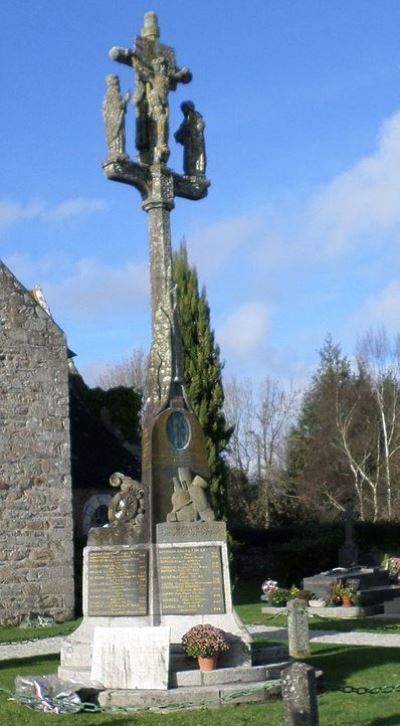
[
  {"xmin": 174, "ymin": 101, "xmax": 206, "ymax": 176},
  {"xmin": 102, "ymin": 74, "xmax": 131, "ymax": 159}
]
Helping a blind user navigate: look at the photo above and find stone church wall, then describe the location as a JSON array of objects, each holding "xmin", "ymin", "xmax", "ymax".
[{"xmin": 0, "ymin": 262, "xmax": 75, "ymax": 625}]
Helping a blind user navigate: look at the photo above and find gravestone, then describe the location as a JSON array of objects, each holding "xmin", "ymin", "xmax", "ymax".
[
  {"xmin": 287, "ymin": 599, "xmax": 310, "ymax": 658},
  {"xmin": 338, "ymin": 498, "xmax": 359, "ymax": 568},
  {"xmin": 59, "ymin": 11, "xmax": 251, "ymax": 689},
  {"xmin": 281, "ymin": 662, "xmax": 319, "ymax": 726}
]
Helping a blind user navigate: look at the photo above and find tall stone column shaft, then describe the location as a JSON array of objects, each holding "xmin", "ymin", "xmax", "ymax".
[{"xmin": 143, "ymin": 169, "xmax": 183, "ymax": 411}]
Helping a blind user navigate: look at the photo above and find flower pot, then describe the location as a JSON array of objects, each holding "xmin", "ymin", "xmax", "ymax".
[
  {"xmin": 198, "ymin": 655, "xmax": 218, "ymax": 671},
  {"xmin": 341, "ymin": 595, "xmax": 352, "ymax": 607}
]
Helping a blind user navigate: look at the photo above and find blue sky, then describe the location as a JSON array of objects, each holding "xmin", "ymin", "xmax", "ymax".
[{"xmin": 2, "ymin": 0, "xmax": 400, "ymax": 387}]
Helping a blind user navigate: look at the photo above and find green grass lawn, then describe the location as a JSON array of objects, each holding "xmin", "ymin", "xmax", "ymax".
[
  {"xmin": 0, "ymin": 618, "xmax": 82, "ymax": 644},
  {"xmin": 1, "ymin": 644, "xmax": 400, "ymax": 725},
  {"xmin": 0, "ymin": 580, "xmax": 400, "ymax": 725},
  {"xmin": 0, "ymin": 654, "xmax": 284, "ymax": 725},
  {"xmin": 306, "ymin": 643, "xmax": 400, "ymax": 726}
]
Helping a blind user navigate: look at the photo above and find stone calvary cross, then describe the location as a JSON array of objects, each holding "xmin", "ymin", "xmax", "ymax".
[
  {"xmin": 102, "ymin": 10, "xmax": 209, "ymax": 411},
  {"xmin": 101, "ymin": 9, "xmax": 215, "ymax": 536},
  {"xmin": 58, "ymin": 12, "xmax": 254, "ymax": 698}
]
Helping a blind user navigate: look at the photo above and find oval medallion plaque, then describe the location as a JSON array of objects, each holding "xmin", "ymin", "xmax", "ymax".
[{"xmin": 167, "ymin": 411, "xmax": 190, "ymax": 450}]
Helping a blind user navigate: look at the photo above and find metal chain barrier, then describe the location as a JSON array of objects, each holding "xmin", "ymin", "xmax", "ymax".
[
  {"xmin": 0, "ymin": 681, "xmax": 279, "ymax": 714},
  {"xmin": 325, "ymin": 682, "xmax": 400, "ymax": 695},
  {"xmin": 2, "ymin": 679, "xmax": 400, "ymax": 714}
]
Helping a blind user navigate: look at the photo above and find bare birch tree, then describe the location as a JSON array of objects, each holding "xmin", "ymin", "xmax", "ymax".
[
  {"xmin": 356, "ymin": 328, "xmax": 400, "ymax": 520},
  {"xmin": 334, "ymin": 328, "xmax": 400, "ymax": 520},
  {"xmin": 97, "ymin": 348, "xmax": 149, "ymax": 398},
  {"xmin": 224, "ymin": 376, "xmax": 299, "ymax": 527}
]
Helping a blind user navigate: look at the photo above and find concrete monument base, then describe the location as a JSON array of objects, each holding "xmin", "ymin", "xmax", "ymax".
[{"xmin": 59, "ymin": 523, "xmax": 252, "ymax": 684}]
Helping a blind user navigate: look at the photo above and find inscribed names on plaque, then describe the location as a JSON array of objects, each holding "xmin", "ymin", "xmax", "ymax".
[
  {"xmin": 88, "ymin": 549, "xmax": 148, "ymax": 616},
  {"xmin": 158, "ymin": 545, "xmax": 225, "ymax": 614}
]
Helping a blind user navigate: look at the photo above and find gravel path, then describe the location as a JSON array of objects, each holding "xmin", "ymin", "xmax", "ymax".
[
  {"xmin": 1, "ymin": 626, "xmax": 400, "ymax": 663},
  {"xmin": 248, "ymin": 624, "xmax": 400, "ymax": 648},
  {"xmin": 0, "ymin": 636, "xmax": 65, "ymax": 661}
]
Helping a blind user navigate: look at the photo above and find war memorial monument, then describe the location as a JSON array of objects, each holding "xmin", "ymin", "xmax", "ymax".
[{"xmin": 59, "ymin": 11, "xmax": 288, "ymax": 707}]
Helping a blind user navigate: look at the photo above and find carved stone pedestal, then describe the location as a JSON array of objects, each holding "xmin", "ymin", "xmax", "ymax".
[
  {"xmin": 156, "ymin": 522, "xmax": 251, "ymax": 668},
  {"xmin": 58, "ymin": 521, "xmax": 251, "ymax": 686}
]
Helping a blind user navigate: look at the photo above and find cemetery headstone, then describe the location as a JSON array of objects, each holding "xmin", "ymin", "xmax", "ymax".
[
  {"xmin": 281, "ymin": 662, "xmax": 319, "ymax": 726},
  {"xmin": 287, "ymin": 599, "xmax": 310, "ymax": 658},
  {"xmin": 338, "ymin": 498, "xmax": 359, "ymax": 568}
]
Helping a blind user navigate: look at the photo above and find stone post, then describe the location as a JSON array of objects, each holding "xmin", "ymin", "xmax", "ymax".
[
  {"xmin": 281, "ymin": 662, "xmax": 319, "ymax": 726},
  {"xmin": 287, "ymin": 598, "xmax": 310, "ymax": 658}
]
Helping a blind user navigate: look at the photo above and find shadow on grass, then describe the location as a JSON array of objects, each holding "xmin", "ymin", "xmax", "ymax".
[
  {"xmin": 0, "ymin": 654, "xmax": 59, "ymax": 695},
  {"xmin": 306, "ymin": 644, "xmax": 400, "ymax": 686},
  {"xmin": 308, "ymin": 616, "xmax": 400, "ymax": 633},
  {"xmin": 232, "ymin": 579, "xmax": 261, "ymax": 605},
  {"xmin": 0, "ymin": 654, "xmax": 59, "ymax": 672},
  {"xmin": 367, "ymin": 718, "xmax": 400, "ymax": 725}
]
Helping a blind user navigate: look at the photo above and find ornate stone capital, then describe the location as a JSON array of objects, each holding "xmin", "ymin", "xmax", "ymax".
[{"xmin": 142, "ymin": 168, "xmax": 175, "ymax": 212}]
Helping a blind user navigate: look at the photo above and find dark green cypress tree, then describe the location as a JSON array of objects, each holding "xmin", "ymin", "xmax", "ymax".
[{"xmin": 172, "ymin": 240, "xmax": 233, "ymax": 520}]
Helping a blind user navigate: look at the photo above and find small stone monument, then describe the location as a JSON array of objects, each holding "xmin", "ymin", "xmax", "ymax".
[
  {"xmin": 281, "ymin": 662, "xmax": 319, "ymax": 726},
  {"xmin": 59, "ymin": 11, "xmax": 251, "ymax": 697},
  {"xmin": 287, "ymin": 599, "xmax": 310, "ymax": 659}
]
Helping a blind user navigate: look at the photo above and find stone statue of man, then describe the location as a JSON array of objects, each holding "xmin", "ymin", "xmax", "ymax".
[
  {"xmin": 102, "ymin": 74, "xmax": 131, "ymax": 159},
  {"xmin": 109, "ymin": 11, "xmax": 191, "ymax": 164},
  {"xmin": 174, "ymin": 101, "xmax": 206, "ymax": 176}
]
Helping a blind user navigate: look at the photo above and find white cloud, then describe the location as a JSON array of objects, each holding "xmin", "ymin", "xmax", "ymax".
[
  {"xmin": 356, "ymin": 280, "xmax": 400, "ymax": 333},
  {"xmin": 187, "ymin": 212, "xmax": 265, "ymax": 275},
  {"xmin": 308, "ymin": 110, "xmax": 400, "ymax": 254},
  {"xmin": 43, "ymin": 258, "xmax": 149, "ymax": 319},
  {"xmin": 217, "ymin": 302, "xmax": 270, "ymax": 357},
  {"xmin": 3, "ymin": 252, "xmax": 58, "ymax": 280},
  {"xmin": 43, "ymin": 197, "xmax": 106, "ymax": 222},
  {"xmin": 0, "ymin": 198, "xmax": 47, "ymax": 233},
  {"xmin": 0, "ymin": 195, "xmax": 106, "ymax": 233}
]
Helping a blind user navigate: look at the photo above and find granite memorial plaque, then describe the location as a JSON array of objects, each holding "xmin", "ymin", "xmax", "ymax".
[
  {"xmin": 158, "ymin": 545, "xmax": 225, "ymax": 614},
  {"xmin": 88, "ymin": 548, "xmax": 148, "ymax": 616}
]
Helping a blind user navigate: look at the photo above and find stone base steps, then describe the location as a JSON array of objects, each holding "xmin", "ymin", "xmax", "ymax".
[
  {"xmin": 59, "ymin": 643, "xmax": 292, "ymax": 708},
  {"xmin": 359, "ymin": 585, "xmax": 400, "ymax": 605},
  {"xmin": 262, "ymin": 603, "xmax": 386, "ymax": 618},
  {"xmin": 170, "ymin": 642, "xmax": 288, "ymax": 671},
  {"xmin": 262, "ymin": 605, "xmax": 381, "ymax": 618},
  {"xmin": 171, "ymin": 661, "xmax": 289, "ymax": 688},
  {"xmin": 60, "ymin": 662, "xmax": 289, "ymax": 709},
  {"xmin": 98, "ymin": 678, "xmax": 282, "ymax": 710},
  {"xmin": 252, "ymin": 643, "xmax": 289, "ymax": 664},
  {"xmin": 384, "ymin": 597, "xmax": 400, "ymax": 615},
  {"xmin": 308, "ymin": 604, "xmax": 381, "ymax": 618}
]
